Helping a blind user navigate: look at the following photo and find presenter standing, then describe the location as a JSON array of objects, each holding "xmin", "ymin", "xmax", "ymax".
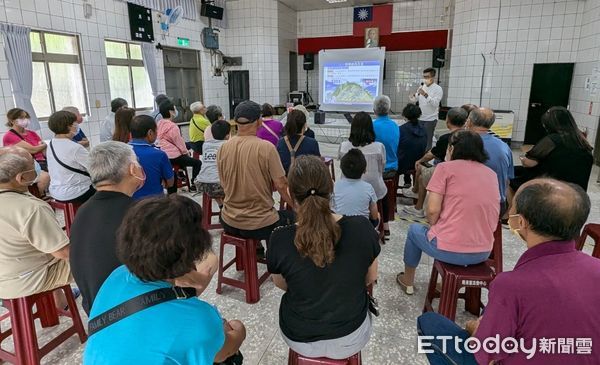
[{"xmin": 410, "ymin": 68, "xmax": 443, "ymax": 150}]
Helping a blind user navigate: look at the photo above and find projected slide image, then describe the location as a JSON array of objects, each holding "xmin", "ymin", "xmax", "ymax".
[{"xmin": 323, "ymin": 61, "xmax": 381, "ymax": 105}]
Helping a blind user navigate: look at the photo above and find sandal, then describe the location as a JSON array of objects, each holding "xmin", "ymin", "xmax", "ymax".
[{"xmin": 396, "ymin": 273, "xmax": 414, "ymax": 295}]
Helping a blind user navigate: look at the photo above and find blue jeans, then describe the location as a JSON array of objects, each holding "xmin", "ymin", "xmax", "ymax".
[
  {"xmin": 417, "ymin": 312, "xmax": 477, "ymax": 365},
  {"xmin": 403, "ymin": 224, "xmax": 490, "ymax": 268}
]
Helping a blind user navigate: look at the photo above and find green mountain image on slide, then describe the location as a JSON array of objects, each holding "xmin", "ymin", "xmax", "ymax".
[{"xmin": 330, "ymin": 82, "xmax": 373, "ymax": 103}]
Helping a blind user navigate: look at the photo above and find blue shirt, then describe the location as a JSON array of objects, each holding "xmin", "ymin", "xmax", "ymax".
[
  {"xmin": 276, "ymin": 135, "xmax": 321, "ymax": 173},
  {"xmin": 72, "ymin": 128, "xmax": 87, "ymax": 142},
  {"xmin": 481, "ymin": 133, "xmax": 514, "ymax": 202},
  {"xmin": 84, "ymin": 266, "xmax": 225, "ymax": 365},
  {"xmin": 129, "ymin": 139, "xmax": 174, "ymax": 199},
  {"xmin": 332, "ymin": 177, "xmax": 377, "ymax": 219},
  {"xmin": 373, "ymin": 115, "xmax": 400, "ymax": 171}
]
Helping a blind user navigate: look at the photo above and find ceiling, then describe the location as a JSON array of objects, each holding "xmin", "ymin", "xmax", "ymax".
[{"xmin": 277, "ymin": 0, "xmax": 417, "ymax": 11}]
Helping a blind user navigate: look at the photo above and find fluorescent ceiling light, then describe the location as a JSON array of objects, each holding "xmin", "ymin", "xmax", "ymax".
[{"xmin": 326, "ymin": 0, "xmax": 348, "ymax": 3}]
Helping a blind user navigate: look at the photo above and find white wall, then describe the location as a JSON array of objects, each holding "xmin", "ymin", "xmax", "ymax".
[
  {"xmin": 277, "ymin": 1, "xmax": 297, "ymax": 103},
  {"xmin": 446, "ymin": 0, "xmax": 587, "ymax": 143},
  {"xmin": 0, "ymin": 0, "xmax": 229, "ymax": 145},
  {"xmin": 295, "ymin": 0, "xmax": 454, "ymax": 113}
]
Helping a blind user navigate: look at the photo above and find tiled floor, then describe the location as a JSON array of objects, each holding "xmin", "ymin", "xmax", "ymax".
[{"xmin": 2, "ymin": 143, "xmax": 600, "ymax": 365}]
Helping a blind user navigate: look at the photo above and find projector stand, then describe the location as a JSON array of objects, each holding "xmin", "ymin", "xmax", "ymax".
[{"xmin": 305, "ymin": 70, "xmax": 315, "ymax": 105}]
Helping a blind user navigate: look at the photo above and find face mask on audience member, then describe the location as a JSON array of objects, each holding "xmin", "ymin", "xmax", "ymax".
[
  {"xmin": 171, "ymin": 108, "xmax": 179, "ymax": 119},
  {"xmin": 18, "ymin": 168, "xmax": 38, "ymax": 186},
  {"xmin": 131, "ymin": 162, "xmax": 146, "ymax": 190},
  {"xmin": 74, "ymin": 122, "xmax": 81, "ymax": 135},
  {"xmin": 16, "ymin": 118, "xmax": 30, "ymax": 129},
  {"xmin": 508, "ymin": 214, "xmax": 526, "ymax": 243}
]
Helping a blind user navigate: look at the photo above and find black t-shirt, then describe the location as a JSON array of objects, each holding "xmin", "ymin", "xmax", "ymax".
[
  {"xmin": 430, "ymin": 132, "xmax": 451, "ymax": 161},
  {"xmin": 267, "ymin": 215, "xmax": 380, "ymax": 342},
  {"xmin": 69, "ymin": 191, "xmax": 133, "ymax": 314}
]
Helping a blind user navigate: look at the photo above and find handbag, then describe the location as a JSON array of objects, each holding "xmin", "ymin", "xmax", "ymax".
[{"xmin": 88, "ymin": 286, "xmax": 243, "ymax": 364}]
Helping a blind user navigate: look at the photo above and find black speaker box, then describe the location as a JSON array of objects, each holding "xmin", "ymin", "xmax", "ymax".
[
  {"xmin": 303, "ymin": 53, "xmax": 314, "ymax": 71},
  {"xmin": 432, "ymin": 48, "xmax": 446, "ymax": 68},
  {"xmin": 314, "ymin": 111, "xmax": 326, "ymax": 124},
  {"xmin": 201, "ymin": 3, "xmax": 224, "ymax": 20}
]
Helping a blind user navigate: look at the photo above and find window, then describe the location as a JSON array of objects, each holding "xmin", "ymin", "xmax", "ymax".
[
  {"xmin": 30, "ymin": 31, "xmax": 88, "ymax": 119},
  {"xmin": 105, "ymin": 40, "xmax": 153, "ymax": 110}
]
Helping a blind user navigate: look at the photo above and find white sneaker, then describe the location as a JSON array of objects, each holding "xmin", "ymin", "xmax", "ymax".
[
  {"xmin": 402, "ymin": 189, "xmax": 418, "ymax": 199},
  {"xmin": 403, "ymin": 205, "xmax": 425, "ymax": 218}
]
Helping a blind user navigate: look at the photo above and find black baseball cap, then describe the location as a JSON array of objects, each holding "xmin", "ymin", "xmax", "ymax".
[{"xmin": 234, "ymin": 100, "xmax": 261, "ymax": 124}]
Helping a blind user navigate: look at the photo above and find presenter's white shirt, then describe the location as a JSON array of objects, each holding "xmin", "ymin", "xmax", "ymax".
[
  {"xmin": 47, "ymin": 138, "xmax": 92, "ymax": 201},
  {"xmin": 100, "ymin": 112, "xmax": 115, "ymax": 142},
  {"xmin": 415, "ymin": 83, "xmax": 443, "ymax": 121}
]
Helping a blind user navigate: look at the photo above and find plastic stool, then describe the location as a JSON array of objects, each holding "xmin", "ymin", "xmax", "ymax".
[
  {"xmin": 201, "ymin": 193, "xmax": 222, "ymax": 230},
  {"xmin": 173, "ymin": 164, "xmax": 191, "ymax": 189},
  {"xmin": 383, "ymin": 178, "xmax": 397, "ymax": 220},
  {"xmin": 577, "ymin": 223, "xmax": 600, "ymax": 258},
  {"xmin": 288, "ymin": 349, "xmax": 362, "ymax": 365},
  {"xmin": 47, "ymin": 200, "xmax": 80, "ymax": 236},
  {"xmin": 0, "ymin": 285, "xmax": 87, "ymax": 364},
  {"xmin": 216, "ymin": 232, "xmax": 270, "ymax": 303}
]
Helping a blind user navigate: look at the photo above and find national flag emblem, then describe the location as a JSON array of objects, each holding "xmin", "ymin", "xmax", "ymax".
[{"xmin": 353, "ymin": 6, "xmax": 372, "ymax": 22}]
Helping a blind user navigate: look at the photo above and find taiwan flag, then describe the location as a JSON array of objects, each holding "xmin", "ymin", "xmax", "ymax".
[{"xmin": 353, "ymin": 4, "xmax": 393, "ymax": 36}]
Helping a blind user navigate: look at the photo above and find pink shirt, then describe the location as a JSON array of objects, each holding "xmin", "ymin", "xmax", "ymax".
[
  {"xmin": 2, "ymin": 129, "xmax": 45, "ymax": 161},
  {"xmin": 157, "ymin": 119, "xmax": 188, "ymax": 159},
  {"xmin": 426, "ymin": 160, "xmax": 499, "ymax": 253}
]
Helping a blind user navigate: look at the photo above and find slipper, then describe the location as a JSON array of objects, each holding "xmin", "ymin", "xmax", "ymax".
[
  {"xmin": 396, "ymin": 273, "xmax": 414, "ymax": 295},
  {"xmin": 384, "ymin": 229, "xmax": 391, "ymax": 236}
]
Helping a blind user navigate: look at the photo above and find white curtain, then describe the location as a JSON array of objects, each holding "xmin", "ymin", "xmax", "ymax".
[
  {"xmin": 0, "ymin": 23, "xmax": 39, "ymax": 130},
  {"xmin": 124, "ymin": 0, "xmax": 198, "ymax": 20},
  {"xmin": 141, "ymin": 42, "xmax": 159, "ymax": 96}
]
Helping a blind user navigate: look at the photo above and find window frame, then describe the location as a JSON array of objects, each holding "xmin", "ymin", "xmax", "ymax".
[
  {"xmin": 30, "ymin": 30, "xmax": 89, "ymax": 120},
  {"xmin": 104, "ymin": 39, "xmax": 152, "ymax": 111}
]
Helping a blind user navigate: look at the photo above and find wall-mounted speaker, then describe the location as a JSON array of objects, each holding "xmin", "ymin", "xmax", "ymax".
[
  {"xmin": 432, "ymin": 48, "xmax": 446, "ymax": 68},
  {"xmin": 303, "ymin": 53, "xmax": 314, "ymax": 71}
]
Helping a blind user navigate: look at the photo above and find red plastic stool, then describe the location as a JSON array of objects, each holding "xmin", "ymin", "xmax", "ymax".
[
  {"xmin": 383, "ymin": 177, "xmax": 397, "ymax": 221},
  {"xmin": 47, "ymin": 200, "xmax": 80, "ymax": 236},
  {"xmin": 0, "ymin": 285, "xmax": 87, "ymax": 365},
  {"xmin": 422, "ymin": 221, "xmax": 503, "ymax": 320},
  {"xmin": 288, "ymin": 349, "xmax": 362, "ymax": 365},
  {"xmin": 577, "ymin": 223, "xmax": 600, "ymax": 258},
  {"xmin": 173, "ymin": 164, "xmax": 191, "ymax": 189},
  {"xmin": 192, "ymin": 151, "xmax": 201, "ymax": 160},
  {"xmin": 216, "ymin": 232, "xmax": 270, "ymax": 304},
  {"xmin": 324, "ymin": 157, "xmax": 336, "ymax": 181},
  {"xmin": 201, "ymin": 193, "xmax": 222, "ymax": 230}
]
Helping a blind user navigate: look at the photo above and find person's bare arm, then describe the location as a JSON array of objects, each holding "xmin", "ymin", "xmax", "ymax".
[
  {"xmin": 78, "ymin": 138, "xmax": 90, "ymax": 148},
  {"xmin": 369, "ymin": 202, "xmax": 379, "ymax": 221},
  {"xmin": 416, "ymin": 151, "xmax": 436, "ymax": 167},
  {"xmin": 51, "ymin": 244, "xmax": 70, "ymax": 260},
  {"xmin": 213, "ymin": 320, "xmax": 246, "ymax": 363},
  {"xmin": 519, "ymin": 156, "xmax": 538, "ymax": 168},
  {"xmin": 365, "ymin": 258, "xmax": 378, "ymax": 286},
  {"xmin": 273, "ymin": 175, "xmax": 294, "ymax": 209},
  {"xmin": 465, "ymin": 316, "xmax": 482, "ymax": 336},
  {"xmin": 165, "ymin": 177, "xmax": 175, "ymax": 187},
  {"xmin": 425, "ymin": 191, "xmax": 443, "ymax": 225},
  {"xmin": 14, "ymin": 140, "xmax": 46, "ymax": 154},
  {"xmin": 271, "ymin": 274, "xmax": 288, "ymax": 291}
]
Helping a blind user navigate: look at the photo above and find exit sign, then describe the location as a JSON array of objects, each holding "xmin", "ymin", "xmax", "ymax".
[{"xmin": 178, "ymin": 37, "xmax": 190, "ymax": 47}]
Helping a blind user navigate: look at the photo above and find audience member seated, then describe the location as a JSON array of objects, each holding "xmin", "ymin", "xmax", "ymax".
[
  {"xmin": 84, "ymin": 195, "xmax": 246, "ymax": 364},
  {"xmin": 510, "ymin": 106, "xmax": 593, "ymax": 193},
  {"xmin": 277, "ymin": 110, "xmax": 321, "ymax": 174},
  {"xmin": 217, "ymin": 100, "xmax": 295, "ymax": 246},
  {"xmin": 69, "ymin": 141, "xmax": 140, "ymax": 314},
  {"xmin": 0, "ymin": 146, "xmax": 71, "ymax": 307},
  {"xmin": 47, "ymin": 111, "xmax": 95, "ymax": 204},
  {"xmin": 257, "ymin": 103, "xmax": 283, "ymax": 146},
  {"xmin": 267, "ymin": 155, "xmax": 379, "ymax": 359},
  {"xmin": 292, "ymin": 105, "xmax": 316, "ymax": 138},
  {"xmin": 63, "ymin": 106, "xmax": 89, "ymax": 148},
  {"xmin": 129, "ymin": 115, "xmax": 174, "ymax": 199},
  {"xmin": 112, "ymin": 107, "xmax": 135, "ymax": 143},
  {"xmin": 396, "ymin": 131, "xmax": 499, "ymax": 295},
  {"xmin": 195, "ymin": 119, "xmax": 231, "ymax": 207},
  {"xmin": 467, "ymin": 107, "xmax": 514, "ymax": 216},
  {"xmin": 397, "ymin": 103, "xmax": 427, "ymax": 188},
  {"xmin": 188, "ymin": 101, "xmax": 210, "ymax": 154},
  {"xmin": 403, "ymin": 107, "xmax": 468, "ymax": 218},
  {"xmin": 203, "ymin": 104, "xmax": 225, "ymax": 142},
  {"xmin": 332, "ymin": 149, "xmax": 379, "ymax": 226},
  {"xmin": 339, "ymin": 112, "xmax": 388, "ymax": 232},
  {"xmin": 149, "ymin": 94, "xmax": 169, "ymax": 124},
  {"xmin": 3, "ymin": 107, "xmax": 47, "ymax": 170},
  {"xmin": 157, "ymin": 99, "xmax": 202, "ymax": 193},
  {"xmin": 418, "ymin": 178, "xmax": 600, "ymax": 365},
  {"xmin": 100, "ymin": 97, "xmax": 128, "ymax": 142}
]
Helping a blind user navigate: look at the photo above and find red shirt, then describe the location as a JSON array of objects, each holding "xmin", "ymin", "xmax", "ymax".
[{"xmin": 2, "ymin": 129, "xmax": 45, "ymax": 161}]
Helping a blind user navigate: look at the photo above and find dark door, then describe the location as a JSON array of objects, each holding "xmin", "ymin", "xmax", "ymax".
[
  {"xmin": 524, "ymin": 63, "xmax": 574, "ymax": 144},
  {"xmin": 228, "ymin": 71, "xmax": 250, "ymax": 118},
  {"xmin": 289, "ymin": 51, "xmax": 298, "ymax": 92}
]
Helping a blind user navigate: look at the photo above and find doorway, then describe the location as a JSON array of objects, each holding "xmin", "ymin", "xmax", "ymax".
[
  {"xmin": 524, "ymin": 63, "xmax": 574, "ymax": 144},
  {"xmin": 289, "ymin": 51, "xmax": 298, "ymax": 92},
  {"xmin": 162, "ymin": 47, "xmax": 203, "ymax": 123},
  {"xmin": 228, "ymin": 71, "xmax": 250, "ymax": 118}
]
